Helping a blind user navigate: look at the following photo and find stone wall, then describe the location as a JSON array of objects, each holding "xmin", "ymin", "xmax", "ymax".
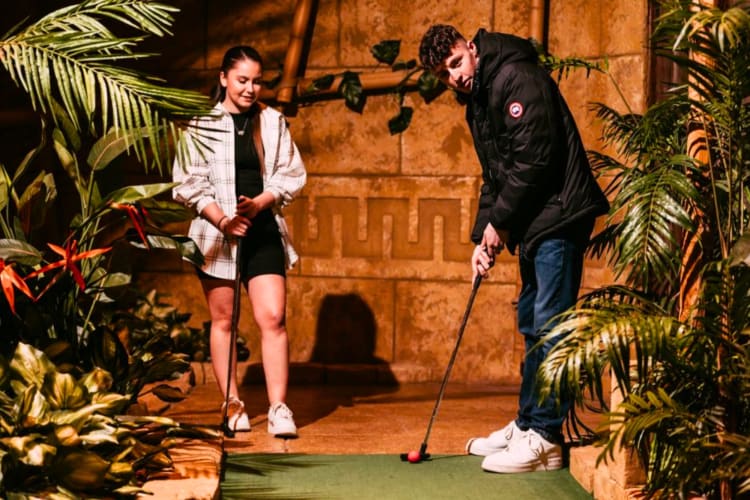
[{"xmin": 0, "ymin": 0, "xmax": 647, "ymax": 384}]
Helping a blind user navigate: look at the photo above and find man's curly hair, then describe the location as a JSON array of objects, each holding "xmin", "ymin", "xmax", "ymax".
[{"xmin": 419, "ymin": 24, "xmax": 466, "ymax": 71}]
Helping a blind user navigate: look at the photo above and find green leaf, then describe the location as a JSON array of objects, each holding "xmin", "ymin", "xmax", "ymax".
[
  {"xmin": 306, "ymin": 74, "xmax": 335, "ymax": 93},
  {"xmin": 87, "ymin": 126, "xmax": 158, "ymax": 171},
  {"xmin": 0, "ymin": 163, "xmax": 10, "ymax": 213},
  {"xmin": 11, "ymin": 342, "xmax": 56, "ymax": 388},
  {"xmin": 51, "ymin": 450, "xmax": 110, "ymax": 491},
  {"xmin": 417, "ymin": 70, "xmax": 445, "ymax": 104},
  {"xmin": 87, "ymin": 329, "xmax": 129, "ymax": 383},
  {"xmin": 139, "ymin": 198, "xmax": 194, "ymax": 225},
  {"xmin": 50, "ymin": 100, "xmax": 81, "ymax": 152},
  {"xmin": 43, "ymin": 372, "xmax": 87, "ymax": 411},
  {"xmin": 2, "ymin": 435, "xmax": 56, "ymax": 466},
  {"xmin": 90, "ymin": 392, "xmax": 131, "ymax": 415},
  {"xmin": 370, "ymin": 40, "xmax": 400, "ymax": 65},
  {"xmin": 101, "ymin": 182, "xmax": 177, "ymax": 206},
  {"xmin": 339, "ymin": 71, "xmax": 364, "ymax": 113},
  {"xmin": 388, "ymin": 106, "xmax": 413, "ymax": 135},
  {"xmin": 51, "ymin": 128, "xmax": 84, "ymax": 194},
  {"xmin": 12, "ymin": 119, "xmax": 48, "ymax": 185},
  {"xmin": 0, "ymin": 238, "xmax": 43, "ymax": 266},
  {"xmin": 79, "ymin": 367, "xmax": 114, "ymax": 394},
  {"xmin": 129, "ymin": 235, "xmax": 204, "ymax": 267},
  {"xmin": 17, "ymin": 171, "xmax": 57, "ymax": 233},
  {"xmin": 150, "ymin": 383, "xmax": 187, "ymax": 403},
  {"xmin": 729, "ymin": 229, "xmax": 750, "ymax": 268},
  {"xmin": 142, "ymin": 356, "xmax": 190, "ymax": 383},
  {"xmin": 392, "ymin": 59, "xmax": 417, "ymax": 71},
  {"xmin": 100, "ymin": 271, "xmax": 131, "ymax": 289},
  {"xmin": 17, "ymin": 385, "xmax": 51, "ymax": 428}
]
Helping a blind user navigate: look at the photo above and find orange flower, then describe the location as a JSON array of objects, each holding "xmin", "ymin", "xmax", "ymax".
[
  {"xmin": 0, "ymin": 259, "xmax": 34, "ymax": 314},
  {"xmin": 26, "ymin": 240, "xmax": 111, "ymax": 299},
  {"xmin": 110, "ymin": 202, "xmax": 149, "ymax": 248}
]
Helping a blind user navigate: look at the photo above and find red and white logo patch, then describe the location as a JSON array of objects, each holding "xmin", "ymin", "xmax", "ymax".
[{"xmin": 508, "ymin": 101, "xmax": 524, "ymax": 118}]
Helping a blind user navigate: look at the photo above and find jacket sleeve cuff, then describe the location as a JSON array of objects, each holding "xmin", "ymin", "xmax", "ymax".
[{"xmin": 195, "ymin": 198, "xmax": 214, "ymax": 216}]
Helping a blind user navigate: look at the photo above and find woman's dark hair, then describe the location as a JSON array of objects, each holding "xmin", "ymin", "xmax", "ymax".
[
  {"xmin": 419, "ymin": 24, "xmax": 465, "ymax": 71},
  {"xmin": 212, "ymin": 45, "xmax": 264, "ymax": 103}
]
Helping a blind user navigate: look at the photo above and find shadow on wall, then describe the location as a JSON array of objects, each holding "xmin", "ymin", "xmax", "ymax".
[
  {"xmin": 239, "ymin": 293, "xmax": 399, "ymax": 428},
  {"xmin": 242, "ymin": 293, "xmax": 398, "ymax": 386},
  {"xmin": 311, "ymin": 293, "xmax": 381, "ymax": 365},
  {"xmin": 306, "ymin": 293, "xmax": 398, "ymax": 386}
]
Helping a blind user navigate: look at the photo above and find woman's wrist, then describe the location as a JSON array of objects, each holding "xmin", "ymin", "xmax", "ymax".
[{"xmin": 217, "ymin": 215, "xmax": 229, "ymax": 233}]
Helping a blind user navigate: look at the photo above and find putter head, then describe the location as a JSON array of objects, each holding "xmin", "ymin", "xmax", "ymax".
[{"xmin": 222, "ymin": 422, "xmax": 236, "ymax": 439}]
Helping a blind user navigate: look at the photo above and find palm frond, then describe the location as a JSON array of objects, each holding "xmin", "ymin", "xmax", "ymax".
[
  {"xmin": 0, "ymin": 0, "xmax": 214, "ymax": 172},
  {"xmin": 612, "ymin": 162, "xmax": 699, "ymax": 288},
  {"xmin": 538, "ymin": 286, "xmax": 681, "ymax": 408}
]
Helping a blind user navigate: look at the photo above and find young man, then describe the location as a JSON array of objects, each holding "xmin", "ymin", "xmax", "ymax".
[{"xmin": 419, "ymin": 25, "xmax": 609, "ymax": 473}]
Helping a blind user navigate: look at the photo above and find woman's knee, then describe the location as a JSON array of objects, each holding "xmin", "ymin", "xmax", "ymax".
[{"xmin": 255, "ymin": 308, "xmax": 286, "ymax": 331}]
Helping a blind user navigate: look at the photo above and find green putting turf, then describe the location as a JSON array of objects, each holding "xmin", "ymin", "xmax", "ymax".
[{"xmin": 221, "ymin": 453, "xmax": 593, "ymax": 499}]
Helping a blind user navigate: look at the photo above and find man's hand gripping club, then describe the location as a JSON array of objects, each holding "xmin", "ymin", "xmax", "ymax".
[{"xmin": 472, "ymin": 223, "xmax": 507, "ymax": 280}]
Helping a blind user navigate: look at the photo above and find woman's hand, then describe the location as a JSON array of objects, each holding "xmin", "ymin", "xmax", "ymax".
[
  {"xmin": 221, "ymin": 214, "xmax": 251, "ymax": 237},
  {"xmin": 236, "ymin": 195, "xmax": 262, "ymax": 220}
]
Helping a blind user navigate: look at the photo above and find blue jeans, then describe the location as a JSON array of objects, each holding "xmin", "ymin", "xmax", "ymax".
[{"xmin": 514, "ymin": 231, "xmax": 589, "ymax": 444}]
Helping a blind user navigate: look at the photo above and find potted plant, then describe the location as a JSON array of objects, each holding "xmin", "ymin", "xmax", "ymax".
[
  {"xmin": 0, "ymin": 1, "xmax": 218, "ymax": 496},
  {"xmin": 538, "ymin": 2, "xmax": 750, "ymax": 499}
]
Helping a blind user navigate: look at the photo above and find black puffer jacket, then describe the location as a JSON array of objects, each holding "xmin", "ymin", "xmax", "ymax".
[{"xmin": 466, "ymin": 29, "xmax": 609, "ymax": 256}]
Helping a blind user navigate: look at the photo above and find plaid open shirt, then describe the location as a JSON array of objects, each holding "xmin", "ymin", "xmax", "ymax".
[{"xmin": 173, "ymin": 103, "xmax": 307, "ymax": 280}]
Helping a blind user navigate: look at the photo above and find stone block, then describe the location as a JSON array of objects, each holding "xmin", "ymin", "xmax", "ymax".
[
  {"xmin": 338, "ymin": 0, "xmax": 493, "ymax": 68},
  {"xmin": 394, "ymin": 280, "xmax": 521, "ymax": 384},
  {"xmin": 306, "ymin": 0, "xmax": 342, "ymax": 68},
  {"xmin": 205, "ymin": 0, "xmax": 297, "ymax": 69},
  {"xmin": 491, "ymin": 1, "xmax": 533, "ymax": 36},
  {"xmin": 287, "ymin": 176, "xmax": 484, "ymax": 280},
  {"xmin": 402, "ymin": 93, "xmax": 480, "ymax": 177},
  {"xmin": 292, "ymin": 96, "xmax": 401, "ymax": 175},
  {"xmin": 605, "ymin": 55, "xmax": 648, "ymax": 115},
  {"xmin": 569, "ymin": 445, "xmax": 600, "ymax": 494},
  {"xmin": 286, "ymin": 276, "xmax": 396, "ymax": 363},
  {"xmin": 549, "ymin": 0, "xmax": 602, "ymax": 58},
  {"xmin": 602, "ymin": 0, "xmax": 648, "ymax": 56}
]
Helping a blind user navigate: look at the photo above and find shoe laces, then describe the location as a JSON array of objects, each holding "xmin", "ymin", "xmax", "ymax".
[
  {"xmin": 270, "ymin": 402, "xmax": 293, "ymax": 419},
  {"xmin": 223, "ymin": 396, "xmax": 245, "ymax": 415}
]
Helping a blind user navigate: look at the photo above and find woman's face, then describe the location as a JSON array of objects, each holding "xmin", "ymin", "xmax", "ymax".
[{"xmin": 220, "ymin": 58, "xmax": 263, "ymax": 113}]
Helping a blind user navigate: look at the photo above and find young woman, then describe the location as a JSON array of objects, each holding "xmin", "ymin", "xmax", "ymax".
[{"xmin": 173, "ymin": 46, "xmax": 306, "ymax": 437}]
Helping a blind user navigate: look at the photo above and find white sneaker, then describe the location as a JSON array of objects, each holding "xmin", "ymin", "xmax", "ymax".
[
  {"xmin": 481, "ymin": 429, "xmax": 563, "ymax": 473},
  {"xmin": 268, "ymin": 402, "xmax": 297, "ymax": 437},
  {"xmin": 466, "ymin": 421, "xmax": 525, "ymax": 456},
  {"xmin": 223, "ymin": 397, "xmax": 251, "ymax": 432}
]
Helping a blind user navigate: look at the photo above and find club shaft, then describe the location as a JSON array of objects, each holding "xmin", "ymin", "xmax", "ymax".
[
  {"xmin": 421, "ymin": 274, "xmax": 482, "ymax": 449},
  {"xmin": 221, "ymin": 239, "xmax": 243, "ymax": 438}
]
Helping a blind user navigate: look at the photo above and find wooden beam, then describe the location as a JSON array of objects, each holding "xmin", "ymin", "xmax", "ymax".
[
  {"xmin": 529, "ymin": 0, "xmax": 547, "ymax": 47},
  {"xmin": 261, "ymin": 69, "xmax": 420, "ymax": 102},
  {"xmin": 277, "ymin": 0, "xmax": 316, "ymax": 103}
]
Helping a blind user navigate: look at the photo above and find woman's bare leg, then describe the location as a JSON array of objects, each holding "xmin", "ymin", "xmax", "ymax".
[{"xmin": 247, "ymin": 274, "xmax": 289, "ymax": 405}]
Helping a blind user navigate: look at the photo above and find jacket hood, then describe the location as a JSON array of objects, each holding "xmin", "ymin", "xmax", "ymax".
[{"xmin": 471, "ymin": 29, "xmax": 538, "ymax": 96}]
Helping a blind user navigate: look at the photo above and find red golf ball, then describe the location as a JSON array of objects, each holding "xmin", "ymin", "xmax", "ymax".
[{"xmin": 407, "ymin": 450, "xmax": 421, "ymax": 463}]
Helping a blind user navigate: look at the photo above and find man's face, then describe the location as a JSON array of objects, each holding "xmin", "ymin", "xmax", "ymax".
[{"xmin": 433, "ymin": 39, "xmax": 478, "ymax": 94}]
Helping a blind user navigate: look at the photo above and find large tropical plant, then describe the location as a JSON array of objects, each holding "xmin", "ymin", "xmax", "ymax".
[
  {"xmin": 0, "ymin": 0, "xmax": 218, "ymax": 496},
  {"xmin": 537, "ymin": 1, "xmax": 750, "ymax": 499},
  {"xmin": 0, "ymin": 0, "xmax": 211, "ymax": 359}
]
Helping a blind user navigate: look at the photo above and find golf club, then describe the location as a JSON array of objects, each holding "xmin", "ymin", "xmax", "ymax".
[
  {"xmin": 221, "ymin": 238, "xmax": 244, "ymax": 439},
  {"xmin": 401, "ymin": 273, "xmax": 483, "ymax": 463}
]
